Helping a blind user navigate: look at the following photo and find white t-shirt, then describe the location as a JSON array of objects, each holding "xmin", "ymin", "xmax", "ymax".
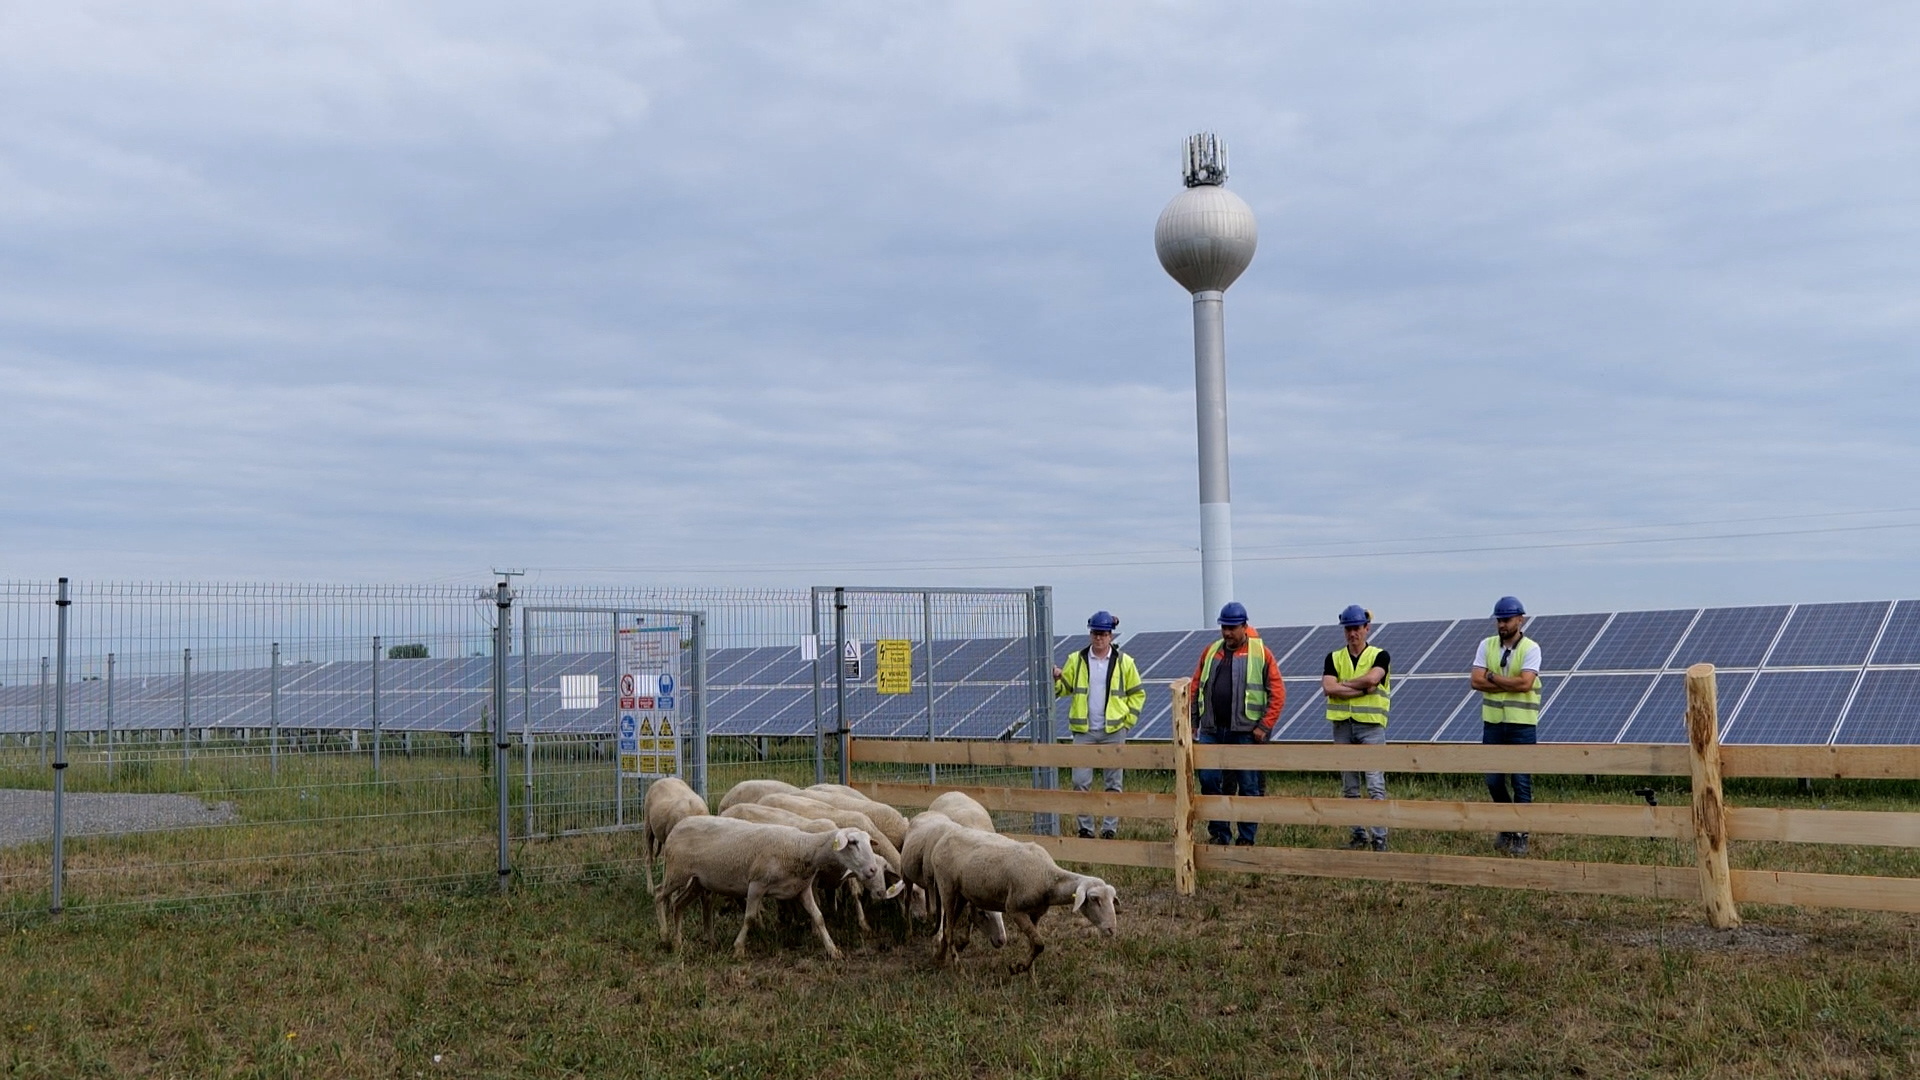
[
  {"xmin": 1473, "ymin": 639, "xmax": 1540, "ymax": 674},
  {"xmin": 1086, "ymin": 652, "xmax": 1111, "ymax": 720}
]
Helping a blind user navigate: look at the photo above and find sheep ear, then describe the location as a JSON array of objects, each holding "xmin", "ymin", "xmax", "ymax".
[
  {"xmin": 883, "ymin": 881, "xmax": 905, "ymax": 899},
  {"xmin": 1072, "ymin": 880, "xmax": 1089, "ymax": 912},
  {"xmin": 833, "ymin": 829, "xmax": 851, "ymax": 851}
]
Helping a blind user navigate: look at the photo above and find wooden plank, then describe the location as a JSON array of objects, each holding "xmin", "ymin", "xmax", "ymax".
[
  {"xmin": 1726, "ymin": 807, "xmax": 1920, "ymax": 848},
  {"xmin": 849, "ymin": 739, "xmax": 1174, "ymax": 769},
  {"xmin": 1721, "ymin": 744, "xmax": 1920, "ymax": 780},
  {"xmin": 853, "ymin": 781, "xmax": 1174, "ymax": 819},
  {"xmin": 1026, "ymin": 834, "xmax": 1174, "ymax": 870},
  {"xmin": 1194, "ymin": 741, "xmax": 1692, "ymax": 776},
  {"xmin": 1194, "ymin": 794, "xmax": 1692, "ymax": 838},
  {"xmin": 1193, "ymin": 845, "xmax": 1700, "ymax": 901},
  {"xmin": 1732, "ymin": 869, "xmax": 1920, "ymax": 913}
]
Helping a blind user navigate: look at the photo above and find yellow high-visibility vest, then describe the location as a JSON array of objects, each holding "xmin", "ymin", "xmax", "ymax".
[
  {"xmin": 1480, "ymin": 635, "xmax": 1542, "ymax": 726},
  {"xmin": 1054, "ymin": 648, "xmax": 1145, "ymax": 734},
  {"xmin": 1325, "ymin": 645, "xmax": 1390, "ymax": 725}
]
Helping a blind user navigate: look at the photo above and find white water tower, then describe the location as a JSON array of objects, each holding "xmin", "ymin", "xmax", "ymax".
[{"xmin": 1154, "ymin": 133, "xmax": 1258, "ymax": 624}]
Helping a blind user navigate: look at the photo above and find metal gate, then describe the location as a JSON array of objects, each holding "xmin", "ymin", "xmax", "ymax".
[
  {"xmin": 808, "ymin": 586, "xmax": 1056, "ymax": 831},
  {"xmin": 518, "ymin": 606, "xmax": 707, "ymax": 840}
]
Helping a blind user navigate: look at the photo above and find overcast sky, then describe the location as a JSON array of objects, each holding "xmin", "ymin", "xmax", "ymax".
[{"xmin": 4, "ymin": 2, "xmax": 1917, "ymax": 633}]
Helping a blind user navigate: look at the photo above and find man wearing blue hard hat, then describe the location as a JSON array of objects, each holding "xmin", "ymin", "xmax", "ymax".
[
  {"xmin": 1053, "ymin": 611, "xmax": 1145, "ymax": 840},
  {"xmin": 1471, "ymin": 596, "xmax": 1542, "ymax": 856},
  {"xmin": 1322, "ymin": 605, "xmax": 1391, "ymax": 851},
  {"xmin": 1188, "ymin": 601, "xmax": 1285, "ymax": 846}
]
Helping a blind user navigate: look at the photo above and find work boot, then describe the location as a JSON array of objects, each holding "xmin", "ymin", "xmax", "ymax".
[
  {"xmin": 1100, "ymin": 829, "xmax": 1116, "ymax": 841},
  {"xmin": 1347, "ymin": 830, "xmax": 1371, "ymax": 850},
  {"xmin": 1234, "ymin": 837, "xmax": 1255, "ymax": 847},
  {"xmin": 1494, "ymin": 832, "xmax": 1512, "ymax": 854},
  {"xmin": 1509, "ymin": 833, "xmax": 1530, "ymax": 857},
  {"xmin": 1370, "ymin": 837, "xmax": 1389, "ymax": 852},
  {"xmin": 1077, "ymin": 827, "xmax": 1094, "ymax": 840}
]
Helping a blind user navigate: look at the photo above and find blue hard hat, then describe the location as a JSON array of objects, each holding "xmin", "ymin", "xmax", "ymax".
[
  {"xmin": 1087, "ymin": 610, "xmax": 1119, "ymax": 633},
  {"xmin": 1338, "ymin": 605, "xmax": 1371, "ymax": 628},
  {"xmin": 1217, "ymin": 601, "xmax": 1249, "ymax": 626},
  {"xmin": 1493, "ymin": 596, "xmax": 1527, "ymax": 619}
]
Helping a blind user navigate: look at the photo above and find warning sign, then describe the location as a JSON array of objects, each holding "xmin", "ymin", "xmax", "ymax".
[
  {"xmin": 618, "ymin": 622, "xmax": 681, "ymax": 779},
  {"xmin": 842, "ymin": 638, "xmax": 862, "ymax": 681},
  {"xmin": 876, "ymin": 639, "xmax": 912, "ymax": 694}
]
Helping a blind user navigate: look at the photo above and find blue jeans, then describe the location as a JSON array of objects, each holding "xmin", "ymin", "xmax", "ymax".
[
  {"xmin": 1197, "ymin": 727, "xmax": 1264, "ymax": 845},
  {"xmin": 1482, "ymin": 722, "xmax": 1535, "ymax": 805}
]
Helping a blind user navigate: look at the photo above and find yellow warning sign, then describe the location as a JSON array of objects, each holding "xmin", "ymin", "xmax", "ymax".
[
  {"xmin": 657, "ymin": 717, "xmax": 674, "ymax": 737},
  {"xmin": 638, "ymin": 715, "xmax": 655, "ymax": 736},
  {"xmin": 620, "ymin": 754, "xmax": 640, "ymax": 774},
  {"xmin": 876, "ymin": 639, "xmax": 913, "ymax": 694}
]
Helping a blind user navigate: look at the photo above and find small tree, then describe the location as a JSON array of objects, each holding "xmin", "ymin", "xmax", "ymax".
[{"xmin": 387, "ymin": 643, "xmax": 429, "ymax": 659}]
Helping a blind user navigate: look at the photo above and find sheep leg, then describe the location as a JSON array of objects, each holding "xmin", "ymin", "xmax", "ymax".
[
  {"xmin": 798, "ymin": 878, "xmax": 844, "ymax": 960},
  {"xmin": 840, "ymin": 877, "xmax": 870, "ymax": 933},
  {"xmin": 734, "ymin": 881, "xmax": 766, "ymax": 958},
  {"xmin": 1007, "ymin": 911, "xmax": 1044, "ymax": 974},
  {"xmin": 934, "ymin": 874, "xmax": 964, "ymax": 964},
  {"xmin": 642, "ymin": 834, "xmax": 657, "ymax": 895}
]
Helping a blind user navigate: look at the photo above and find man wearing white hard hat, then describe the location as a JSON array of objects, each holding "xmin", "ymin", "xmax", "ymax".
[{"xmin": 1053, "ymin": 611, "xmax": 1145, "ymax": 840}]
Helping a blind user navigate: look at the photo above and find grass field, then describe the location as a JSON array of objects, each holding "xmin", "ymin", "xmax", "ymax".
[{"xmin": 0, "ymin": 741, "xmax": 1915, "ymax": 1077}]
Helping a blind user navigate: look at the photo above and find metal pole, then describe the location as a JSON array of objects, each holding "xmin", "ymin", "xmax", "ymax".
[
  {"xmin": 51, "ymin": 579, "xmax": 71, "ymax": 914},
  {"xmin": 1192, "ymin": 290, "xmax": 1235, "ymax": 623},
  {"xmin": 105, "ymin": 652, "xmax": 115, "ymax": 782},
  {"xmin": 691, "ymin": 611, "xmax": 708, "ymax": 799},
  {"xmin": 38, "ymin": 656, "xmax": 48, "ymax": 765},
  {"xmin": 613, "ymin": 613, "xmax": 623, "ymax": 829},
  {"xmin": 269, "ymin": 643, "xmax": 280, "ymax": 780},
  {"xmin": 492, "ymin": 581, "xmax": 512, "ymax": 893},
  {"xmin": 1031, "ymin": 586, "xmax": 1058, "ymax": 836},
  {"xmin": 923, "ymin": 591, "xmax": 937, "ymax": 785},
  {"xmin": 834, "ymin": 587, "xmax": 849, "ymax": 786},
  {"xmin": 810, "ymin": 589, "xmax": 825, "ymax": 786},
  {"xmin": 371, "ymin": 635, "xmax": 382, "ymax": 780},
  {"xmin": 521, "ymin": 606, "xmax": 533, "ymax": 840},
  {"xmin": 182, "ymin": 647, "xmax": 193, "ymax": 764}
]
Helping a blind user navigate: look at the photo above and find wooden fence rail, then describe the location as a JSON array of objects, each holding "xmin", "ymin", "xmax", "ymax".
[{"xmin": 850, "ymin": 665, "xmax": 1920, "ymax": 922}]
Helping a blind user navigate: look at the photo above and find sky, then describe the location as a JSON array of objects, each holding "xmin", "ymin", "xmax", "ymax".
[{"xmin": 3, "ymin": 2, "xmax": 1918, "ymax": 634}]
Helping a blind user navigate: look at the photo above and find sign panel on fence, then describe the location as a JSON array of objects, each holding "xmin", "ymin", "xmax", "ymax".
[
  {"xmin": 876, "ymin": 639, "xmax": 912, "ymax": 694},
  {"xmin": 619, "ymin": 623, "xmax": 681, "ymax": 778},
  {"xmin": 842, "ymin": 638, "xmax": 862, "ymax": 681}
]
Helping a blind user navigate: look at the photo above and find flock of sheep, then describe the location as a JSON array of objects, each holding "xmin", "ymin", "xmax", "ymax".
[{"xmin": 641, "ymin": 777, "xmax": 1120, "ymax": 973}]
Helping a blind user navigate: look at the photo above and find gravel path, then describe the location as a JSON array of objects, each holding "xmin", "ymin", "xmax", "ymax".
[{"xmin": 0, "ymin": 788, "xmax": 238, "ymax": 849}]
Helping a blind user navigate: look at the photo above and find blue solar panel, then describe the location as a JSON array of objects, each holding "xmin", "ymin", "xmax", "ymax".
[
  {"xmin": 1617, "ymin": 671, "xmax": 1754, "ymax": 744},
  {"xmin": 1365, "ymin": 620, "xmax": 1453, "ymax": 670},
  {"xmin": 1869, "ymin": 600, "xmax": 1920, "ymax": 665},
  {"xmin": 1141, "ymin": 631, "xmax": 1217, "ymax": 679},
  {"xmin": 1266, "ymin": 678, "xmax": 1333, "ymax": 741},
  {"xmin": 1764, "ymin": 602, "xmax": 1891, "ymax": 667},
  {"xmin": 1671, "ymin": 606, "xmax": 1790, "ymax": 669},
  {"xmin": 750, "ymin": 689, "xmax": 816, "ymax": 736},
  {"xmin": 1382, "ymin": 677, "xmax": 1474, "ymax": 742},
  {"xmin": 1520, "ymin": 612, "xmax": 1611, "ymax": 671},
  {"xmin": 1413, "ymin": 620, "xmax": 1498, "ymax": 675},
  {"xmin": 1276, "ymin": 625, "xmax": 1345, "ymax": 674},
  {"xmin": 969, "ymin": 640, "xmax": 1029, "ymax": 681},
  {"xmin": 1576, "ymin": 609, "xmax": 1697, "ymax": 671},
  {"xmin": 1725, "ymin": 670, "xmax": 1858, "ymax": 744},
  {"xmin": 703, "ymin": 647, "xmax": 760, "ymax": 684},
  {"xmin": 1112, "ymin": 631, "xmax": 1189, "ymax": 675},
  {"xmin": 939, "ymin": 685, "xmax": 1027, "ymax": 739},
  {"xmin": 1538, "ymin": 674, "xmax": 1657, "ymax": 743},
  {"xmin": 931, "ymin": 638, "xmax": 1008, "ymax": 681},
  {"xmin": 1834, "ymin": 670, "xmax": 1920, "ymax": 745}
]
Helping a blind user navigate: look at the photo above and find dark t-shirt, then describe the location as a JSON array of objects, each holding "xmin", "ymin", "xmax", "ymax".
[
  {"xmin": 1207, "ymin": 653, "xmax": 1237, "ymax": 730},
  {"xmin": 1323, "ymin": 649, "xmax": 1391, "ymax": 678}
]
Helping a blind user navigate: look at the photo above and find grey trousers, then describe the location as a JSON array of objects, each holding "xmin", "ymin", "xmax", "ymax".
[
  {"xmin": 1330, "ymin": 719, "xmax": 1388, "ymax": 843},
  {"xmin": 1072, "ymin": 726, "xmax": 1127, "ymax": 834}
]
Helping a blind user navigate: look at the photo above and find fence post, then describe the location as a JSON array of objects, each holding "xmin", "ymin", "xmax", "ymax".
[
  {"xmin": 269, "ymin": 643, "xmax": 280, "ymax": 781},
  {"xmin": 1684, "ymin": 663, "xmax": 1740, "ymax": 929},
  {"xmin": 105, "ymin": 651, "xmax": 116, "ymax": 782},
  {"xmin": 493, "ymin": 581, "xmax": 513, "ymax": 894},
  {"xmin": 1030, "ymin": 585, "xmax": 1058, "ymax": 837},
  {"xmin": 182, "ymin": 647, "xmax": 193, "ymax": 764},
  {"xmin": 371, "ymin": 635, "xmax": 382, "ymax": 780},
  {"xmin": 51, "ymin": 579, "xmax": 71, "ymax": 914},
  {"xmin": 1171, "ymin": 677, "xmax": 1196, "ymax": 896}
]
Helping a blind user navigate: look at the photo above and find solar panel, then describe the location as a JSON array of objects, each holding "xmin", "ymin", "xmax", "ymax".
[
  {"xmin": 1869, "ymin": 600, "xmax": 1920, "ymax": 665},
  {"xmin": 1764, "ymin": 602, "xmax": 1891, "ymax": 667},
  {"xmin": 1266, "ymin": 678, "xmax": 1333, "ymax": 741},
  {"xmin": 1834, "ymin": 669, "xmax": 1920, "ymax": 745},
  {"xmin": 1576, "ymin": 608, "xmax": 1697, "ymax": 671},
  {"xmin": 1671, "ymin": 606, "xmax": 1790, "ymax": 669},
  {"xmin": 1519, "ymin": 612, "xmax": 1611, "ymax": 671},
  {"xmin": 1110, "ymin": 630, "xmax": 1189, "ymax": 676},
  {"xmin": 1724, "ymin": 670, "xmax": 1858, "ymax": 744},
  {"xmin": 1538, "ymin": 674, "xmax": 1658, "ymax": 743},
  {"xmin": 1617, "ymin": 671, "xmax": 1754, "ymax": 744},
  {"xmin": 1413, "ymin": 620, "xmax": 1497, "ymax": 675},
  {"xmin": 1141, "ymin": 631, "xmax": 1216, "ymax": 679},
  {"xmin": 1365, "ymin": 620, "xmax": 1453, "ymax": 670},
  {"xmin": 1381, "ymin": 677, "xmax": 1474, "ymax": 742},
  {"xmin": 1276, "ymin": 625, "xmax": 1345, "ymax": 674}
]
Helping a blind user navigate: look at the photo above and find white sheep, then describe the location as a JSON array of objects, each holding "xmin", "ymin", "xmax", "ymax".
[
  {"xmin": 656, "ymin": 816, "xmax": 899, "ymax": 960},
  {"xmin": 756, "ymin": 793, "xmax": 905, "ymax": 877},
  {"xmin": 721, "ymin": 802, "xmax": 889, "ymax": 931},
  {"xmin": 717, "ymin": 778, "xmax": 801, "ymax": 812},
  {"xmin": 801, "ymin": 785, "xmax": 910, "ymax": 849},
  {"xmin": 928, "ymin": 827, "xmax": 1118, "ymax": 973},
  {"xmin": 901, "ymin": 810, "xmax": 1006, "ymax": 949},
  {"xmin": 927, "ymin": 790, "xmax": 995, "ymax": 832},
  {"xmin": 641, "ymin": 776, "xmax": 708, "ymax": 893}
]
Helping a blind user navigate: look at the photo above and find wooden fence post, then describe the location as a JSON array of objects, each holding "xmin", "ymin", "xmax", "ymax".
[
  {"xmin": 1685, "ymin": 663, "xmax": 1741, "ymax": 929},
  {"xmin": 1171, "ymin": 677, "xmax": 1196, "ymax": 896}
]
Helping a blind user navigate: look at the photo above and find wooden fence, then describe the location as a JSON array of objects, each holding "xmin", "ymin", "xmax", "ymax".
[{"xmin": 850, "ymin": 664, "xmax": 1920, "ymax": 925}]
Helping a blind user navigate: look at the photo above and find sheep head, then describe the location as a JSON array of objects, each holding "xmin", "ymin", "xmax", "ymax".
[{"xmin": 1071, "ymin": 877, "xmax": 1119, "ymax": 937}]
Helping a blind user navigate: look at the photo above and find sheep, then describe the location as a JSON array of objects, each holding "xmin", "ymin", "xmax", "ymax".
[
  {"xmin": 717, "ymin": 778, "xmax": 801, "ymax": 812},
  {"xmin": 928, "ymin": 827, "xmax": 1118, "ymax": 973},
  {"xmin": 721, "ymin": 802, "xmax": 889, "ymax": 931},
  {"xmin": 900, "ymin": 811, "xmax": 1006, "ymax": 949},
  {"xmin": 927, "ymin": 790, "xmax": 995, "ymax": 832},
  {"xmin": 656, "ymin": 816, "xmax": 900, "ymax": 960},
  {"xmin": 800, "ymin": 785, "xmax": 910, "ymax": 849},
  {"xmin": 756, "ymin": 793, "xmax": 905, "ymax": 877},
  {"xmin": 641, "ymin": 776, "xmax": 709, "ymax": 893}
]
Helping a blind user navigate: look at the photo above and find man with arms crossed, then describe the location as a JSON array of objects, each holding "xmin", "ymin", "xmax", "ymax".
[
  {"xmin": 1472, "ymin": 595, "xmax": 1541, "ymax": 856},
  {"xmin": 1323, "ymin": 605, "xmax": 1390, "ymax": 852}
]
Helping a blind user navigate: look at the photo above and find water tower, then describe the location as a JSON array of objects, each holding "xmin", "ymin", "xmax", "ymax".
[{"xmin": 1155, "ymin": 133, "xmax": 1258, "ymax": 624}]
